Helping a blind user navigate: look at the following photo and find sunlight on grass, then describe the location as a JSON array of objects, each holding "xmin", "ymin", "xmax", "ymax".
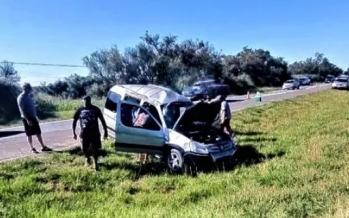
[{"xmin": 1, "ymin": 90, "xmax": 349, "ymax": 217}]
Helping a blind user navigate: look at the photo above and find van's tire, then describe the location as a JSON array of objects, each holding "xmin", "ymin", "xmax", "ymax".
[
  {"xmin": 166, "ymin": 149, "xmax": 184, "ymax": 174},
  {"xmin": 166, "ymin": 149, "xmax": 197, "ymax": 177}
]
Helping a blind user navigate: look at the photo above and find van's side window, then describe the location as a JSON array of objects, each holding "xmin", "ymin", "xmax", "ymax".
[
  {"xmin": 105, "ymin": 92, "xmax": 119, "ymax": 113},
  {"xmin": 145, "ymin": 104, "xmax": 162, "ymax": 125},
  {"xmin": 120, "ymin": 103, "xmax": 160, "ymax": 131},
  {"xmin": 124, "ymin": 95, "xmax": 141, "ymax": 104}
]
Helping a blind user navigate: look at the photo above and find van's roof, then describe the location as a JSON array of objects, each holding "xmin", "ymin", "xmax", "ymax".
[{"xmin": 110, "ymin": 84, "xmax": 191, "ymax": 105}]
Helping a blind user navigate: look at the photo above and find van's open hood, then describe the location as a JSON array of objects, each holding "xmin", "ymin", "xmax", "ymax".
[{"xmin": 172, "ymin": 101, "xmax": 221, "ymax": 131}]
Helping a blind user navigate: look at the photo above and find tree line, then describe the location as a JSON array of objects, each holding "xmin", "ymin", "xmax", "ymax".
[
  {"xmin": 1, "ymin": 32, "xmax": 347, "ymax": 123},
  {"xmin": 37, "ymin": 32, "xmax": 346, "ymax": 98}
]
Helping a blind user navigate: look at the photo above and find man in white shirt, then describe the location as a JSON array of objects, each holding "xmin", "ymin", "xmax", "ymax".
[{"xmin": 219, "ymin": 95, "xmax": 233, "ymax": 136}]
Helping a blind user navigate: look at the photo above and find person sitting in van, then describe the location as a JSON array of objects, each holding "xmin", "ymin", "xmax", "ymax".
[
  {"xmin": 133, "ymin": 102, "xmax": 151, "ymax": 127},
  {"xmin": 133, "ymin": 102, "xmax": 153, "ymax": 164}
]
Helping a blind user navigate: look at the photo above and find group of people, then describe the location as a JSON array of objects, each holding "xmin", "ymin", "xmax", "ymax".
[
  {"xmin": 17, "ymin": 83, "xmax": 233, "ymax": 171},
  {"xmin": 17, "ymin": 83, "xmax": 108, "ymax": 171},
  {"xmin": 193, "ymin": 94, "xmax": 233, "ymax": 137}
]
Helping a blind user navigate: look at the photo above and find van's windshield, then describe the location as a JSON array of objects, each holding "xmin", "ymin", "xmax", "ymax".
[{"xmin": 161, "ymin": 102, "xmax": 193, "ymax": 129}]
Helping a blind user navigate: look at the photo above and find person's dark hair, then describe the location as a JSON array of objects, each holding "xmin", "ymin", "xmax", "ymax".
[
  {"xmin": 22, "ymin": 83, "xmax": 32, "ymax": 91},
  {"xmin": 82, "ymin": 95, "xmax": 91, "ymax": 101}
]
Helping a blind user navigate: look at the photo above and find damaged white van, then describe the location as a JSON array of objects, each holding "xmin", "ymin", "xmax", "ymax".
[{"xmin": 103, "ymin": 84, "xmax": 237, "ymax": 173}]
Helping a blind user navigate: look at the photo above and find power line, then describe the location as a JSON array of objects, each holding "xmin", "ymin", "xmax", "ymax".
[{"xmin": 0, "ymin": 61, "xmax": 86, "ymax": 68}]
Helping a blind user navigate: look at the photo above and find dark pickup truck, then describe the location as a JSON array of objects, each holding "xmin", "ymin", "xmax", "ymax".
[{"xmin": 181, "ymin": 79, "xmax": 230, "ymax": 101}]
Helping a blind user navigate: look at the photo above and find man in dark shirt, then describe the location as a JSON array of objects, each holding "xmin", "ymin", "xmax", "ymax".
[{"xmin": 72, "ymin": 95, "xmax": 108, "ymax": 171}]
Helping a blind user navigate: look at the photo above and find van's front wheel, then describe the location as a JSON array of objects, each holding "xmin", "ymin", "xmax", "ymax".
[
  {"xmin": 166, "ymin": 149, "xmax": 184, "ymax": 173},
  {"xmin": 166, "ymin": 149, "xmax": 198, "ymax": 176}
]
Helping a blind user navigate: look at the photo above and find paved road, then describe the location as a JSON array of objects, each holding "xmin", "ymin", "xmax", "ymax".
[{"xmin": 0, "ymin": 84, "xmax": 331, "ymax": 162}]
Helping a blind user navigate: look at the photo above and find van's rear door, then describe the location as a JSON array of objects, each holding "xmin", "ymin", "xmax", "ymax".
[{"xmin": 103, "ymin": 91, "xmax": 121, "ymax": 138}]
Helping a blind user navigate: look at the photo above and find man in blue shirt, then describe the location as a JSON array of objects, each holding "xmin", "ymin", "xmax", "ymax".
[{"xmin": 17, "ymin": 83, "xmax": 52, "ymax": 153}]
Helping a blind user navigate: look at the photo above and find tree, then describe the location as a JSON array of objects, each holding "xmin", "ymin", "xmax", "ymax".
[
  {"xmin": 82, "ymin": 32, "xmax": 225, "ymax": 93},
  {"xmin": 0, "ymin": 62, "xmax": 20, "ymax": 124},
  {"xmin": 288, "ymin": 53, "xmax": 343, "ymax": 80},
  {"xmin": 223, "ymin": 47, "xmax": 289, "ymax": 87},
  {"xmin": 0, "ymin": 61, "xmax": 20, "ymax": 85},
  {"xmin": 82, "ymin": 46, "xmax": 124, "ymax": 94}
]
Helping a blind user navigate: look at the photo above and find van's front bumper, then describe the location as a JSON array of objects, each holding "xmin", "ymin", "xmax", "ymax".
[{"xmin": 183, "ymin": 147, "xmax": 238, "ymax": 167}]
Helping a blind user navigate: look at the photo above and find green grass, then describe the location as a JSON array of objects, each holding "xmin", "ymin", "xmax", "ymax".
[
  {"xmin": 35, "ymin": 94, "xmax": 105, "ymax": 120},
  {"xmin": 0, "ymin": 94, "xmax": 104, "ymax": 128},
  {"xmin": 1, "ymin": 90, "xmax": 349, "ymax": 217}
]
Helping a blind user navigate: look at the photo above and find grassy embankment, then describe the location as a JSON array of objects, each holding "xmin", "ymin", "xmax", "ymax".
[{"xmin": 1, "ymin": 90, "xmax": 349, "ymax": 217}]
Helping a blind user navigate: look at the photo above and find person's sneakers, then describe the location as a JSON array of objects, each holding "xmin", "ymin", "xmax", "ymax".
[
  {"xmin": 31, "ymin": 148, "xmax": 39, "ymax": 154},
  {"xmin": 41, "ymin": 146, "xmax": 52, "ymax": 152}
]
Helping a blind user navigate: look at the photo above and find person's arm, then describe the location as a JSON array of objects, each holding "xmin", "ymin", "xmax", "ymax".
[
  {"xmin": 97, "ymin": 107, "xmax": 108, "ymax": 139},
  {"xmin": 220, "ymin": 102, "xmax": 226, "ymax": 124},
  {"xmin": 72, "ymin": 108, "xmax": 80, "ymax": 140},
  {"xmin": 18, "ymin": 97, "xmax": 33, "ymax": 126}
]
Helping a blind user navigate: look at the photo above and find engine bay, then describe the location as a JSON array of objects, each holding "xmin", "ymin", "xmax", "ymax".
[{"xmin": 184, "ymin": 129, "xmax": 230, "ymax": 144}]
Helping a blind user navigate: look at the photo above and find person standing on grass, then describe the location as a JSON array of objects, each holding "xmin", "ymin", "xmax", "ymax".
[
  {"xmin": 218, "ymin": 95, "xmax": 234, "ymax": 137},
  {"xmin": 72, "ymin": 95, "xmax": 108, "ymax": 171},
  {"xmin": 17, "ymin": 83, "xmax": 52, "ymax": 153}
]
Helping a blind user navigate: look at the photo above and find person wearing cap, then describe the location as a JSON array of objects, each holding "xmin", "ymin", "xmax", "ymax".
[
  {"xmin": 17, "ymin": 83, "xmax": 52, "ymax": 153},
  {"xmin": 72, "ymin": 95, "xmax": 108, "ymax": 171}
]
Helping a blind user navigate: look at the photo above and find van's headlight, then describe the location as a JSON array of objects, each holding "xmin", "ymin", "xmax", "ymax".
[{"xmin": 184, "ymin": 141, "xmax": 209, "ymax": 154}]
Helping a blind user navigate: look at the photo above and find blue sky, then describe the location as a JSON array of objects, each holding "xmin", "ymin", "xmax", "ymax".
[{"xmin": 0, "ymin": 0, "xmax": 348, "ymax": 85}]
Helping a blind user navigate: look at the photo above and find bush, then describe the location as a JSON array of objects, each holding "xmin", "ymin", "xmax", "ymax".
[{"xmin": 0, "ymin": 82, "xmax": 20, "ymax": 124}]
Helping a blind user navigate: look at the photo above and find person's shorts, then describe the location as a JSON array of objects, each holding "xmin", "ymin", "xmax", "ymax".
[
  {"xmin": 80, "ymin": 136, "xmax": 102, "ymax": 154},
  {"xmin": 221, "ymin": 119, "xmax": 232, "ymax": 130},
  {"xmin": 22, "ymin": 118, "xmax": 41, "ymax": 136}
]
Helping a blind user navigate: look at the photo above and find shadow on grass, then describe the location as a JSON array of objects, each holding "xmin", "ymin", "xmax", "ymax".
[
  {"xmin": 0, "ymin": 131, "xmax": 24, "ymax": 138},
  {"xmin": 54, "ymin": 142, "xmax": 285, "ymax": 178},
  {"xmin": 231, "ymin": 145, "xmax": 285, "ymax": 167},
  {"xmin": 234, "ymin": 130, "xmax": 264, "ymax": 136},
  {"xmin": 239, "ymin": 137, "xmax": 277, "ymax": 143},
  {"xmin": 55, "ymin": 146, "xmax": 110, "ymax": 158},
  {"xmin": 100, "ymin": 161, "xmax": 168, "ymax": 179}
]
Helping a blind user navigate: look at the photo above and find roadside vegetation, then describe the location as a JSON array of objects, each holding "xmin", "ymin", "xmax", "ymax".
[
  {"xmin": 0, "ymin": 32, "xmax": 346, "ymax": 126},
  {"xmin": 1, "ymin": 90, "xmax": 349, "ymax": 217},
  {"xmin": 0, "ymin": 93, "xmax": 104, "ymax": 128}
]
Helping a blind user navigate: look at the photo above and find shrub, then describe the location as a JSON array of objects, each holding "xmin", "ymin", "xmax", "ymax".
[{"xmin": 0, "ymin": 82, "xmax": 20, "ymax": 124}]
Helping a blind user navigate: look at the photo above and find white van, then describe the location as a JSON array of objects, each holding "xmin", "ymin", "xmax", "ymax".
[{"xmin": 103, "ymin": 84, "xmax": 237, "ymax": 173}]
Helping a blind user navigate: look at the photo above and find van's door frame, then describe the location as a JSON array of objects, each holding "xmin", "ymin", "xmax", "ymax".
[
  {"xmin": 115, "ymin": 100, "xmax": 166, "ymax": 155},
  {"xmin": 103, "ymin": 91, "xmax": 121, "ymax": 138}
]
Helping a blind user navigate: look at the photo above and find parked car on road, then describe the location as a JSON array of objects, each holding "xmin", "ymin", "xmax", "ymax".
[
  {"xmin": 299, "ymin": 77, "xmax": 311, "ymax": 85},
  {"xmin": 182, "ymin": 79, "xmax": 230, "ymax": 101},
  {"xmin": 325, "ymin": 75, "xmax": 335, "ymax": 83},
  {"xmin": 332, "ymin": 76, "xmax": 349, "ymax": 89},
  {"xmin": 103, "ymin": 84, "xmax": 237, "ymax": 174},
  {"xmin": 282, "ymin": 79, "xmax": 300, "ymax": 90}
]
